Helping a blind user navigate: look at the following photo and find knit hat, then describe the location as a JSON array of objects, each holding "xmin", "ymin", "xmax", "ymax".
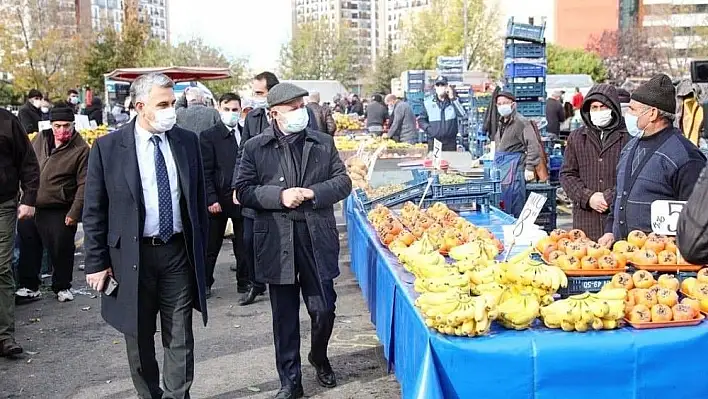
[
  {"xmin": 267, "ymin": 83, "xmax": 309, "ymax": 108},
  {"xmin": 630, "ymin": 74, "xmax": 676, "ymax": 113},
  {"xmin": 497, "ymin": 91, "xmax": 516, "ymax": 102},
  {"xmin": 616, "ymin": 88, "xmax": 631, "ymax": 104},
  {"xmin": 27, "ymin": 89, "xmax": 42, "ymax": 100},
  {"xmin": 50, "ymin": 106, "xmax": 75, "ymax": 123}
]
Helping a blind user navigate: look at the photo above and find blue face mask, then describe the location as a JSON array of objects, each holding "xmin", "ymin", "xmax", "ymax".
[
  {"xmin": 251, "ymin": 97, "xmax": 268, "ymax": 109},
  {"xmin": 624, "ymin": 109, "xmax": 649, "ymax": 138},
  {"xmin": 497, "ymin": 104, "xmax": 513, "ymax": 117}
]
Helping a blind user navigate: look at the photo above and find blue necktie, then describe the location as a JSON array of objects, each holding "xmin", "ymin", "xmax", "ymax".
[{"xmin": 150, "ymin": 135, "xmax": 173, "ymax": 242}]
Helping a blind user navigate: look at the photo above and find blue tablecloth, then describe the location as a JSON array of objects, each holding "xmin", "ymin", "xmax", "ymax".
[{"xmin": 345, "ymin": 197, "xmax": 708, "ymax": 399}]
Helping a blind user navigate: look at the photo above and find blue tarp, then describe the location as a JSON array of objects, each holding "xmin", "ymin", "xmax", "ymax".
[{"xmin": 345, "ymin": 197, "xmax": 708, "ymax": 399}]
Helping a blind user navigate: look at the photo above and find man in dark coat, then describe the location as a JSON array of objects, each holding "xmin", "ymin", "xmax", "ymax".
[
  {"xmin": 365, "ymin": 94, "xmax": 388, "ymax": 135},
  {"xmin": 305, "ymin": 92, "xmax": 336, "ymax": 135},
  {"xmin": 234, "ymin": 82, "xmax": 351, "ymax": 399},
  {"xmin": 82, "ymin": 73, "xmax": 209, "ymax": 399},
  {"xmin": 200, "ymin": 92, "xmax": 248, "ymax": 297},
  {"xmin": 678, "ymin": 165, "xmax": 708, "ymax": 264},
  {"xmin": 545, "ymin": 90, "xmax": 566, "ymax": 138},
  {"xmin": 599, "ymin": 74, "xmax": 706, "ymax": 246},
  {"xmin": 560, "ymin": 84, "xmax": 629, "ymax": 241},
  {"xmin": 17, "ymin": 89, "xmax": 43, "ymax": 134},
  {"xmin": 233, "ymin": 71, "xmax": 279, "ymax": 305}
]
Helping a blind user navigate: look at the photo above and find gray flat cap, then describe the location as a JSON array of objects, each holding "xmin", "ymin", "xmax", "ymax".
[{"xmin": 267, "ymin": 83, "xmax": 309, "ymax": 108}]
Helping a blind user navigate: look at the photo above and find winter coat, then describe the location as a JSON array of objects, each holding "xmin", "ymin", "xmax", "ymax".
[
  {"xmin": 560, "ymin": 84, "xmax": 629, "ymax": 241},
  {"xmin": 492, "ymin": 110, "xmax": 542, "ymax": 172},
  {"xmin": 419, "ymin": 96, "xmax": 466, "ymax": 146},
  {"xmin": 234, "ymin": 107, "xmax": 271, "ymax": 218},
  {"xmin": 365, "ymin": 101, "xmax": 388, "ymax": 127},
  {"xmin": 389, "ymin": 100, "xmax": 418, "ymax": 144},
  {"xmin": 0, "ymin": 108, "xmax": 39, "ymax": 205},
  {"xmin": 678, "ymin": 164, "xmax": 708, "ymax": 264},
  {"xmin": 18, "ymin": 101, "xmax": 41, "ymax": 134},
  {"xmin": 175, "ymin": 103, "xmax": 221, "ymax": 136},
  {"xmin": 84, "ymin": 97, "xmax": 104, "ymax": 126},
  {"xmin": 233, "ymin": 126, "xmax": 351, "ymax": 284},
  {"xmin": 306, "ymin": 102, "xmax": 336, "ymax": 135},
  {"xmin": 545, "ymin": 97, "xmax": 565, "ymax": 135}
]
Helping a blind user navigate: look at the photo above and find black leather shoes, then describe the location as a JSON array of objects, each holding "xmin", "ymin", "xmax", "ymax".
[
  {"xmin": 308, "ymin": 352, "xmax": 337, "ymax": 388},
  {"xmin": 0, "ymin": 338, "xmax": 23, "ymax": 357},
  {"xmin": 273, "ymin": 384, "xmax": 303, "ymax": 399},
  {"xmin": 239, "ymin": 286, "xmax": 265, "ymax": 306},
  {"xmin": 236, "ymin": 284, "xmax": 250, "ymax": 294}
]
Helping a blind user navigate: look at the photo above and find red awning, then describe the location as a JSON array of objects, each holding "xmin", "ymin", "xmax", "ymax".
[{"xmin": 104, "ymin": 67, "xmax": 231, "ymax": 83}]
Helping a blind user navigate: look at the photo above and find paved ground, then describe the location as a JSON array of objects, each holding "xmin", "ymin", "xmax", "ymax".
[{"xmin": 0, "ymin": 219, "xmax": 401, "ymax": 399}]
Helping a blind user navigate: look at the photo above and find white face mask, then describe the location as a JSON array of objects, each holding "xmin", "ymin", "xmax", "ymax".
[
  {"xmin": 238, "ymin": 117, "xmax": 245, "ymax": 128},
  {"xmin": 251, "ymin": 97, "xmax": 268, "ymax": 109},
  {"xmin": 31, "ymin": 99, "xmax": 42, "ymax": 108},
  {"xmin": 69, "ymin": 96, "xmax": 80, "ymax": 105},
  {"xmin": 277, "ymin": 108, "xmax": 309, "ymax": 134},
  {"xmin": 220, "ymin": 111, "xmax": 239, "ymax": 127},
  {"xmin": 40, "ymin": 106, "xmax": 49, "ymax": 114},
  {"xmin": 149, "ymin": 107, "xmax": 176, "ymax": 132},
  {"xmin": 497, "ymin": 104, "xmax": 513, "ymax": 117},
  {"xmin": 590, "ymin": 109, "xmax": 613, "ymax": 128},
  {"xmin": 435, "ymin": 86, "xmax": 447, "ymax": 97}
]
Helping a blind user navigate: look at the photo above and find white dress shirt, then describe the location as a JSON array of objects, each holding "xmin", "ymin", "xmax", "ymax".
[{"xmin": 135, "ymin": 123, "xmax": 183, "ymax": 237}]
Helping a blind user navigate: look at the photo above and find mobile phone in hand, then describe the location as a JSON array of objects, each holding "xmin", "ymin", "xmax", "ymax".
[{"xmin": 103, "ymin": 276, "xmax": 119, "ymax": 296}]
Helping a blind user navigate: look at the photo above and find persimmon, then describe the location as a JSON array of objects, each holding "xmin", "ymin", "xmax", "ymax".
[
  {"xmin": 632, "ymin": 270, "xmax": 655, "ymax": 289},
  {"xmin": 550, "ymin": 229, "xmax": 569, "ymax": 242},
  {"xmin": 664, "ymin": 240, "xmax": 678, "ymax": 253},
  {"xmin": 680, "ymin": 298, "xmax": 701, "ymax": 317},
  {"xmin": 382, "ymin": 233, "xmax": 396, "ymax": 245},
  {"xmin": 627, "ymin": 230, "xmax": 648, "ymax": 249},
  {"xmin": 697, "ymin": 268, "xmax": 708, "ymax": 283},
  {"xmin": 611, "ymin": 272, "xmax": 634, "ymax": 290},
  {"xmin": 693, "ymin": 282, "xmax": 708, "ymax": 300},
  {"xmin": 555, "ymin": 254, "xmax": 570, "ymax": 269},
  {"xmin": 681, "ymin": 277, "xmax": 698, "ymax": 296},
  {"xmin": 637, "ymin": 288, "xmax": 658, "ymax": 307},
  {"xmin": 657, "ymin": 274, "xmax": 680, "ymax": 292},
  {"xmin": 598, "ymin": 254, "xmax": 619, "ymax": 269},
  {"xmin": 612, "ymin": 252, "xmax": 628, "ymax": 269},
  {"xmin": 535, "ymin": 237, "xmax": 554, "ymax": 254},
  {"xmin": 586, "ymin": 242, "xmax": 605, "ymax": 259},
  {"xmin": 650, "ymin": 304, "xmax": 673, "ymax": 322},
  {"xmin": 657, "ymin": 250, "xmax": 677, "ymax": 265},
  {"xmin": 672, "ymin": 304, "xmax": 697, "ymax": 321},
  {"xmin": 540, "ymin": 243, "xmax": 559, "ymax": 259},
  {"xmin": 566, "ymin": 243, "xmax": 587, "ymax": 259},
  {"xmin": 566, "ymin": 255, "xmax": 581, "ymax": 270},
  {"xmin": 656, "ymin": 288, "xmax": 679, "ymax": 307},
  {"xmin": 568, "ymin": 229, "xmax": 586, "ymax": 241},
  {"xmin": 581, "ymin": 256, "xmax": 599, "ymax": 270},
  {"xmin": 644, "ymin": 237, "xmax": 665, "ymax": 253},
  {"xmin": 634, "ymin": 249, "xmax": 658, "ymax": 265},
  {"xmin": 629, "ymin": 304, "xmax": 652, "ymax": 323},
  {"xmin": 613, "ymin": 240, "xmax": 631, "ymax": 253},
  {"xmin": 557, "ymin": 238, "xmax": 572, "ymax": 252},
  {"xmin": 623, "ymin": 244, "xmax": 639, "ymax": 261},
  {"xmin": 547, "ymin": 250, "xmax": 565, "ymax": 264}
]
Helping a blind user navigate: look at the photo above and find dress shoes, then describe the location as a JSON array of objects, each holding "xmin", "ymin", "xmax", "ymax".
[
  {"xmin": 0, "ymin": 338, "xmax": 23, "ymax": 357},
  {"xmin": 239, "ymin": 286, "xmax": 265, "ymax": 306},
  {"xmin": 308, "ymin": 352, "xmax": 337, "ymax": 388},
  {"xmin": 273, "ymin": 384, "xmax": 303, "ymax": 399}
]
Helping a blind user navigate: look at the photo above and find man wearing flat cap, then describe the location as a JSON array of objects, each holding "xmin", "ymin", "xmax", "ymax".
[
  {"xmin": 16, "ymin": 104, "xmax": 89, "ymax": 303},
  {"xmin": 233, "ymin": 82, "xmax": 351, "ymax": 399},
  {"xmin": 598, "ymin": 74, "xmax": 707, "ymax": 247},
  {"xmin": 492, "ymin": 91, "xmax": 543, "ymax": 217}
]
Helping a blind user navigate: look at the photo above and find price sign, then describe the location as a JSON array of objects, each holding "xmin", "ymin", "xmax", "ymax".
[
  {"xmin": 38, "ymin": 120, "xmax": 51, "ymax": 131},
  {"xmin": 355, "ymin": 140, "xmax": 367, "ymax": 158},
  {"xmin": 366, "ymin": 144, "xmax": 387, "ymax": 181},
  {"xmin": 432, "ymin": 139, "xmax": 442, "ymax": 169},
  {"xmin": 651, "ymin": 200, "xmax": 686, "ymax": 236},
  {"xmin": 511, "ymin": 192, "xmax": 547, "ymax": 238}
]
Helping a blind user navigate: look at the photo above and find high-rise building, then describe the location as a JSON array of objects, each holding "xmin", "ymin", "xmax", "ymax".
[
  {"xmin": 78, "ymin": 0, "xmax": 170, "ymax": 41},
  {"xmin": 640, "ymin": 0, "xmax": 708, "ymax": 63},
  {"xmin": 379, "ymin": 0, "xmax": 431, "ymax": 53},
  {"xmin": 554, "ymin": 0, "xmax": 619, "ymax": 49}
]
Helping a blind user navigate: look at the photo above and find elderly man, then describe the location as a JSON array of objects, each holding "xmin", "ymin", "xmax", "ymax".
[
  {"xmin": 493, "ymin": 91, "xmax": 543, "ymax": 217},
  {"xmin": 175, "ymin": 86, "xmax": 220, "ymax": 135},
  {"xmin": 545, "ymin": 90, "xmax": 566, "ymax": 138},
  {"xmin": 560, "ymin": 84, "xmax": 628, "ymax": 241},
  {"xmin": 598, "ymin": 74, "xmax": 706, "ymax": 247},
  {"xmin": 16, "ymin": 106, "xmax": 89, "ymax": 303},
  {"xmin": 384, "ymin": 94, "xmax": 417, "ymax": 144},
  {"xmin": 0, "ymin": 108, "xmax": 39, "ymax": 357},
  {"xmin": 306, "ymin": 92, "xmax": 336, "ymax": 135},
  {"xmin": 234, "ymin": 82, "xmax": 351, "ymax": 399},
  {"xmin": 83, "ymin": 73, "xmax": 209, "ymax": 398}
]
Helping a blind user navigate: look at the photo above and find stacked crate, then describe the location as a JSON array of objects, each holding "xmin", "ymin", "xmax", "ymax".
[
  {"xmin": 402, "ymin": 70, "xmax": 427, "ymax": 117},
  {"xmin": 436, "ymin": 56, "xmax": 465, "ymax": 85},
  {"xmin": 503, "ymin": 17, "xmax": 547, "ymax": 118}
]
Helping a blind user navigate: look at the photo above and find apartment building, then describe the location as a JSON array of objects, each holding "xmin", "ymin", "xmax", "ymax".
[
  {"xmin": 640, "ymin": 0, "xmax": 708, "ymax": 61},
  {"xmin": 292, "ymin": 0, "xmax": 376, "ymax": 64},
  {"xmin": 77, "ymin": 0, "xmax": 170, "ymax": 41},
  {"xmin": 379, "ymin": 0, "xmax": 430, "ymax": 53},
  {"xmin": 554, "ymin": 0, "xmax": 618, "ymax": 49}
]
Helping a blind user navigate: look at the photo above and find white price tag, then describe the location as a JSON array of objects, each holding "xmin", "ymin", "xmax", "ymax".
[
  {"xmin": 650, "ymin": 200, "xmax": 686, "ymax": 236},
  {"xmin": 433, "ymin": 139, "xmax": 442, "ymax": 169},
  {"xmin": 89, "ymin": 120, "xmax": 98, "ymax": 129},
  {"xmin": 38, "ymin": 120, "xmax": 51, "ymax": 131},
  {"xmin": 511, "ymin": 192, "xmax": 547, "ymax": 239},
  {"xmin": 74, "ymin": 114, "xmax": 90, "ymax": 130},
  {"xmin": 366, "ymin": 144, "xmax": 387, "ymax": 181}
]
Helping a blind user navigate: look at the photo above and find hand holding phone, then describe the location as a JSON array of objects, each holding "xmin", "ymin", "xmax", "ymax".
[{"xmin": 103, "ymin": 276, "xmax": 119, "ymax": 296}]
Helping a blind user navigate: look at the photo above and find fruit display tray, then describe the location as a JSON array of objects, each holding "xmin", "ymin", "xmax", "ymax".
[
  {"xmin": 563, "ymin": 268, "xmax": 627, "ymax": 277},
  {"xmin": 630, "ymin": 263, "xmax": 703, "ymax": 272},
  {"xmin": 624, "ymin": 314, "xmax": 704, "ymax": 329}
]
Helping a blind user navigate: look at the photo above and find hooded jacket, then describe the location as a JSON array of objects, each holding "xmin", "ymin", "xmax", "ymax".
[
  {"xmin": 675, "ymin": 79, "xmax": 705, "ymax": 145},
  {"xmin": 560, "ymin": 84, "xmax": 629, "ymax": 241}
]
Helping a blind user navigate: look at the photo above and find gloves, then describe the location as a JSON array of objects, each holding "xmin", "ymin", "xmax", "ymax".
[{"xmin": 524, "ymin": 169, "xmax": 535, "ymax": 182}]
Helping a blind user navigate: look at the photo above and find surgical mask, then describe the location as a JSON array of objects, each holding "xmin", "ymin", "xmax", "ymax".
[
  {"xmin": 149, "ymin": 107, "xmax": 176, "ymax": 132},
  {"xmin": 40, "ymin": 106, "xmax": 49, "ymax": 114},
  {"xmin": 435, "ymin": 86, "xmax": 447, "ymax": 97},
  {"xmin": 69, "ymin": 96, "xmax": 80, "ymax": 105},
  {"xmin": 277, "ymin": 108, "xmax": 309, "ymax": 134},
  {"xmin": 31, "ymin": 99, "xmax": 42, "ymax": 108},
  {"xmin": 220, "ymin": 111, "xmax": 239, "ymax": 127},
  {"xmin": 590, "ymin": 109, "xmax": 612, "ymax": 128},
  {"xmin": 497, "ymin": 104, "xmax": 513, "ymax": 117},
  {"xmin": 251, "ymin": 97, "xmax": 268, "ymax": 109},
  {"xmin": 53, "ymin": 128, "xmax": 73, "ymax": 144},
  {"xmin": 238, "ymin": 117, "xmax": 245, "ymax": 128},
  {"xmin": 624, "ymin": 113, "xmax": 643, "ymax": 138}
]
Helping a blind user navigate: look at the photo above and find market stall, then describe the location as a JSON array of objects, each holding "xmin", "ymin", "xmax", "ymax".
[{"xmin": 344, "ymin": 198, "xmax": 708, "ymax": 399}]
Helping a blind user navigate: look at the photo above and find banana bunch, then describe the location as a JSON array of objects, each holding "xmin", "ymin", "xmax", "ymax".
[
  {"xmin": 407, "ymin": 252, "xmax": 451, "ymax": 278},
  {"xmin": 449, "ymin": 239, "xmax": 500, "ymax": 261},
  {"xmin": 505, "ymin": 256, "xmax": 568, "ymax": 294},
  {"xmin": 397, "ymin": 234, "xmax": 437, "ymax": 263},
  {"xmin": 467, "ymin": 262, "xmax": 506, "ymax": 286},
  {"xmin": 414, "ymin": 273, "xmax": 471, "ymax": 293},
  {"xmin": 496, "ymin": 293, "xmax": 541, "ymax": 330},
  {"xmin": 471, "ymin": 282, "xmax": 507, "ymax": 305},
  {"xmin": 415, "ymin": 291, "xmax": 498, "ymax": 337},
  {"xmin": 540, "ymin": 289, "xmax": 626, "ymax": 332}
]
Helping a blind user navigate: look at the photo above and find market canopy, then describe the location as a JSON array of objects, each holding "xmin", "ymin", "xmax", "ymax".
[{"xmin": 104, "ymin": 67, "xmax": 231, "ymax": 83}]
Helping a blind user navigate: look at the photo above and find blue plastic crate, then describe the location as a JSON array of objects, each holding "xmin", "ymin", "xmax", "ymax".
[
  {"xmin": 506, "ymin": 17, "xmax": 546, "ymax": 43},
  {"xmin": 504, "ymin": 62, "xmax": 546, "ymax": 78},
  {"xmin": 506, "ymin": 82, "xmax": 545, "ymax": 98},
  {"xmin": 432, "ymin": 175, "xmax": 501, "ymax": 198},
  {"xmin": 420, "ymin": 194, "xmax": 493, "ymax": 212},
  {"xmin": 516, "ymin": 101, "xmax": 545, "ymax": 117},
  {"xmin": 354, "ymin": 180, "xmax": 430, "ymax": 212},
  {"xmin": 436, "ymin": 56, "xmax": 465, "ymax": 68},
  {"xmin": 557, "ymin": 276, "xmax": 613, "ymax": 298},
  {"xmin": 526, "ymin": 183, "xmax": 557, "ymax": 213},
  {"xmin": 505, "ymin": 42, "xmax": 546, "ymax": 58},
  {"xmin": 534, "ymin": 211, "xmax": 557, "ymax": 232},
  {"xmin": 474, "ymin": 96, "xmax": 492, "ymax": 108}
]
